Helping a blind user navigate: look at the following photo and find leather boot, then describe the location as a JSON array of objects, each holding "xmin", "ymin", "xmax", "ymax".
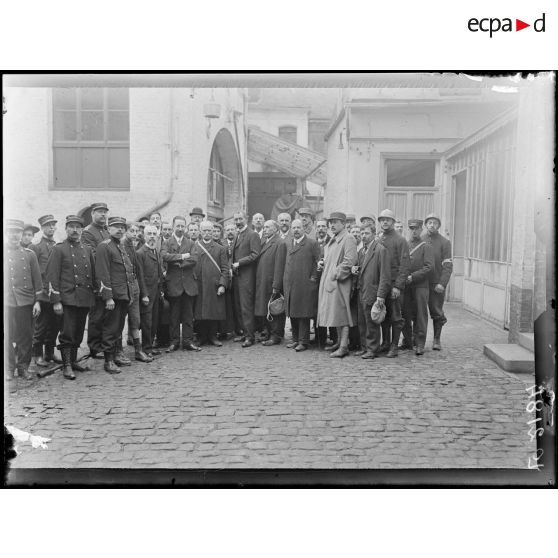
[
  {"xmin": 133, "ymin": 339, "xmax": 153, "ymax": 362},
  {"xmin": 71, "ymin": 348, "xmax": 90, "ymax": 372},
  {"xmin": 104, "ymin": 352, "xmax": 121, "ymax": 374},
  {"xmin": 45, "ymin": 345, "xmax": 63, "ymax": 364},
  {"xmin": 432, "ymin": 323, "xmax": 442, "ymax": 350},
  {"xmin": 61, "ymin": 348, "xmax": 76, "ymax": 380},
  {"xmin": 114, "ymin": 347, "xmax": 132, "ymax": 366},
  {"xmin": 17, "ymin": 366, "xmax": 34, "ymax": 381},
  {"xmin": 386, "ymin": 344, "xmax": 399, "ymax": 358},
  {"xmin": 33, "ymin": 344, "xmax": 49, "ymax": 367},
  {"xmin": 330, "ymin": 326, "xmax": 349, "ymax": 358},
  {"xmin": 325, "ymin": 328, "xmax": 341, "ymax": 351}
]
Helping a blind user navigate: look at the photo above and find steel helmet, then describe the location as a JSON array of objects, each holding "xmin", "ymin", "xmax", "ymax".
[
  {"xmin": 424, "ymin": 213, "xmax": 441, "ymax": 226},
  {"xmin": 378, "ymin": 209, "xmax": 396, "ymax": 222}
]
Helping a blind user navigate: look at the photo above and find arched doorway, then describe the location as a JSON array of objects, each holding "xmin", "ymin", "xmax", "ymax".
[{"xmin": 207, "ymin": 128, "xmax": 242, "ymax": 223}]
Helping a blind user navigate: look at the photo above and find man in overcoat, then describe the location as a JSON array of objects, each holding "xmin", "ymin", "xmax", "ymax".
[
  {"xmin": 137, "ymin": 225, "xmax": 165, "ymax": 357},
  {"xmin": 231, "ymin": 211, "xmax": 261, "ymax": 347},
  {"xmin": 315, "ymin": 218, "xmax": 335, "ymax": 348},
  {"xmin": 255, "ymin": 220, "xmax": 287, "ymax": 346},
  {"xmin": 316, "ymin": 212, "xmax": 358, "ymax": 358},
  {"xmin": 357, "ymin": 224, "xmax": 391, "ymax": 359},
  {"xmin": 46, "ymin": 215, "xmax": 96, "ymax": 379},
  {"xmin": 161, "ymin": 215, "xmax": 200, "ymax": 352},
  {"xmin": 283, "ymin": 219, "xmax": 320, "ymax": 351},
  {"xmin": 193, "ymin": 221, "xmax": 229, "ymax": 346},
  {"xmin": 401, "ymin": 219, "xmax": 434, "ymax": 355},
  {"xmin": 30, "ymin": 214, "xmax": 62, "ymax": 367}
]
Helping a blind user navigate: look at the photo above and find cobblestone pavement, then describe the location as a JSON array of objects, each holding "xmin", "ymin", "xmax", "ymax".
[{"xmin": 5, "ymin": 304, "xmax": 536, "ymax": 469}]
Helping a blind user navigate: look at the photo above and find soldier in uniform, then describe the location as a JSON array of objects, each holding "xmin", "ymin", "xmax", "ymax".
[
  {"xmin": 4, "ymin": 219, "xmax": 43, "ymax": 383},
  {"xmin": 30, "ymin": 214, "xmax": 62, "ymax": 367},
  {"xmin": 46, "ymin": 215, "xmax": 96, "ymax": 379},
  {"xmin": 81, "ymin": 202, "xmax": 110, "ymax": 359},
  {"xmin": 297, "ymin": 207, "xmax": 316, "ymax": 240},
  {"xmin": 422, "ymin": 213, "xmax": 453, "ymax": 350},
  {"xmin": 21, "ymin": 223, "xmax": 39, "ymax": 248},
  {"xmin": 377, "ymin": 209, "xmax": 410, "ymax": 358},
  {"xmin": 401, "ymin": 219, "xmax": 433, "ymax": 356},
  {"xmin": 95, "ymin": 216, "xmax": 136, "ymax": 374}
]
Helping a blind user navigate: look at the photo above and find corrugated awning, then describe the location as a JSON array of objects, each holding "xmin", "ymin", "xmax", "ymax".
[{"xmin": 248, "ymin": 126, "xmax": 327, "ymax": 186}]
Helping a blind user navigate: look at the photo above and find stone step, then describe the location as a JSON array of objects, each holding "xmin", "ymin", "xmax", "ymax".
[
  {"xmin": 484, "ymin": 343, "xmax": 535, "ymax": 373},
  {"xmin": 517, "ymin": 332, "xmax": 534, "ymax": 353}
]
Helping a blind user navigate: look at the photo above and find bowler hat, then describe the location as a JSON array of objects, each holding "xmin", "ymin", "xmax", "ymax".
[
  {"xmin": 190, "ymin": 207, "xmax": 206, "ymax": 217},
  {"xmin": 326, "ymin": 211, "xmax": 347, "ymax": 222},
  {"xmin": 23, "ymin": 223, "xmax": 40, "ymax": 234},
  {"xmin": 408, "ymin": 219, "xmax": 423, "ymax": 228},
  {"xmin": 108, "ymin": 216, "xmax": 127, "ymax": 227},
  {"xmin": 38, "ymin": 214, "xmax": 57, "ymax": 226},
  {"xmin": 65, "ymin": 215, "xmax": 84, "ymax": 226},
  {"xmin": 6, "ymin": 219, "xmax": 24, "ymax": 231},
  {"xmin": 90, "ymin": 202, "xmax": 109, "ymax": 212}
]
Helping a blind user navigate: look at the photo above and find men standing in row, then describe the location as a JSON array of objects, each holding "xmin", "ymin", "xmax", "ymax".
[
  {"xmin": 46, "ymin": 215, "xmax": 96, "ymax": 379},
  {"xmin": 377, "ymin": 209, "xmax": 410, "ymax": 358},
  {"xmin": 95, "ymin": 216, "xmax": 136, "ymax": 374},
  {"xmin": 31, "ymin": 214, "xmax": 62, "ymax": 367},
  {"xmin": 401, "ymin": 219, "xmax": 433, "ymax": 356},
  {"xmin": 357, "ymin": 223, "xmax": 391, "ymax": 359},
  {"xmin": 137, "ymin": 225, "xmax": 165, "ymax": 358},
  {"xmin": 317, "ymin": 212, "xmax": 358, "ymax": 358},
  {"xmin": 82, "ymin": 202, "xmax": 110, "ymax": 359},
  {"xmin": 284, "ymin": 219, "xmax": 320, "ymax": 352},
  {"xmin": 194, "ymin": 221, "xmax": 229, "ymax": 346},
  {"xmin": 231, "ymin": 211, "xmax": 261, "ymax": 347},
  {"xmin": 422, "ymin": 213, "xmax": 453, "ymax": 351},
  {"xmin": 161, "ymin": 216, "xmax": 200, "ymax": 352},
  {"xmin": 5, "ymin": 220, "xmax": 43, "ymax": 383},
  {"xmin": 255, "ymin": 220, "xmax": 287, "ymax": 346}
]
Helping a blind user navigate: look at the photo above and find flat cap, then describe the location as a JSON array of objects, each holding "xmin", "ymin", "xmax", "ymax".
[
  {"xmin": 90, "ymin": 202, "xmax": 109, "ymax": 212},
  {"xmin": 298, "ymin": 207, "xmax": 314, "ymax": 217},
  {"xmin": 108, "ymin": 216, "xmax": 127, "ymax": 227},
  {"xmin": 23, "ymin": 223, "xmax": 40, "ymax": 234},
  {"xmin": 38, "ymin": 214, "xmax": 57, "ymax": 226},
  {"xmin": 65, "ymin": 215, "xmax": 84, "ymax": 226},
  {"xmin": 6, "ymin": 219, "xmax": 24, "ymax": 231},
  {"xmin": 189, "ymin": 207, "xmax": 206, "ymax": 217},
  {"xmin": 326, "ymin": 211, "xmax": 347, "ymax": 222},
  {"xmin": 407, "ymin": 219, "xmax": 424, "ymax": 228}
]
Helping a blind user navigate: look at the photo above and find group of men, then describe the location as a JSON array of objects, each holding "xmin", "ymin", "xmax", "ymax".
[{"xmin": 5, "ymin": 202, "xmax": 452, "ymax": 387}]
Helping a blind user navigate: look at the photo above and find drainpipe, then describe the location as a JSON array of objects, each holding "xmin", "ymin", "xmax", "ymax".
[{"xmin": 137, "ymin": 89, "xmax": 176, "ymax": 220}]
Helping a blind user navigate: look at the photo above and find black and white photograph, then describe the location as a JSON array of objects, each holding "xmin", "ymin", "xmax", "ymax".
[{"xmin": 3, "ymin": 72, "xmax": 555, "ymax": 485}]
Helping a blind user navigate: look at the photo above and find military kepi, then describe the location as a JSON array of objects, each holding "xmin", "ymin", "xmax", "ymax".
[
  {"xmin": 298, "ymin": 207, "xmax": 314, "ymax": 217},
  {"xmin": 108, "ymin": 216, "xmax": 127, "ymax": 226},
  {"xmin": 326, "ymin": 211, "xmax": 347, "ymax": 222},
  {"xmin": 6, "ymin": 219, "xmax": 24, "ymax": 230},
  {"xmin": 38, "ymin": 214, "xmax": 57, "ymax": 226},
  {"xmin": 408, "ymin": 219, "xmax": 423, "ymax": 228},
  {"xmin": 90, "ymin": 202, "xmax": 109, "ymax": 212},
  {"xmin": 65, "ymin": 215, "xmax": 84, "ymax": 226}
]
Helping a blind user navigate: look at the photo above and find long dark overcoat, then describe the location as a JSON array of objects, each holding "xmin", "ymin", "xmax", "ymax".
[
  {"xmin": 283, "ymin": 235, "xmax": 320, "ymax": 319},
  {"xmin": 254, "ymin": 234, "xmax": 287, "ymax": 317},
  {"xmin": 194, "ymin": 240, "xmax": 229, "ymax": 321}
]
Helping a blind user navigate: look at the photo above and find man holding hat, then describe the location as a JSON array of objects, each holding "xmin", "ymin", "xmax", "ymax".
[
  {"xmin": 45, "ymin": 215, "xmax": 96, "ymax": 379},
  {"xmin": 316, "ymin": 211, "xmax": 358, "ymax": 358},
  {"xmin": 82, "ymin": 202, "xmax": 110, "ymax": 359},
  {"xmin": 422, "ymin": 213, "xmax": 453, "ymax": 350},
  {"xmin": 21, "ymin": 223, "xmax": 39, "ymax": 248},
  {"xmin": 95, "ymin": 216, "xmax": 136, "ymax": 373},
  {"xmin": 30, "ymin": 214, "xmax": 62, "ymax": 367},
  {"xmin": 377, "ymin": 209, "xmax": 410, "ymax": 358},
  {"xmin": 297, "ymin": 207, "xmax": 316, "ymax": 240},
  {"xmin": 4, "ymin": 219, "xmax": 43, "ymax": 382},
  {"xmin": 189, "ymin": 207, "xmax": 206, "ymax": 224},
  {"xmin": 401, "ymin": 219, "xmax": 433, "ymax": 356}
]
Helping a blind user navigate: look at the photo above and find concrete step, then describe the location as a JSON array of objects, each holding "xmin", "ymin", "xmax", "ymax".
[
  {"xmin": 517, "ymin": 332, "xmax": 534, "ymax": 353},
  {"xmin": 484, "ymin": 343, "xmax": 535, "ymax": 373}
]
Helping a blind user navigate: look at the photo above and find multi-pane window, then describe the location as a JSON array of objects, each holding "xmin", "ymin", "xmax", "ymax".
[
  {"xmin": 52, "ymin": 88, "xmax": 130, "ymax": 190},
  {"xmin": 278, "ymin": 125, "xmax": 297, "ymax": 144}
]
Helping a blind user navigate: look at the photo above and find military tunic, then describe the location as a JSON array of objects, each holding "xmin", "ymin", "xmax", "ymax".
[
  {"xmin": 4, "ymin": 244, "xmax": 43, "ymax": 372},
  {"xmin": 46, "ymin": 238, "xmax": 96, "ymax": 349}
]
